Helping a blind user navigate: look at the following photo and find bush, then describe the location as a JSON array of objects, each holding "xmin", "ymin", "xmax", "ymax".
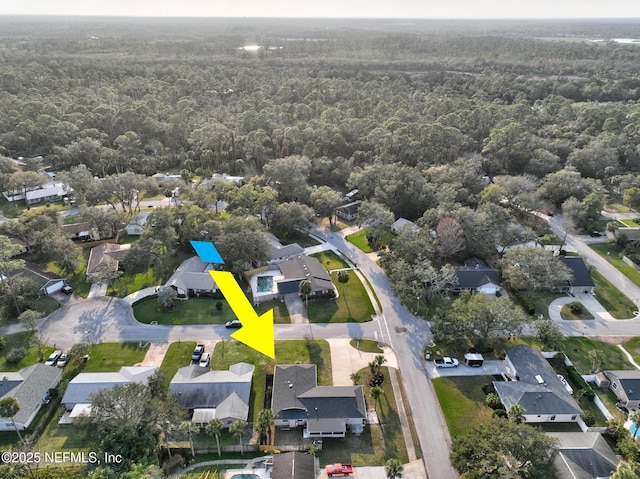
[
  {"xmin": 582, "ymin": 411, "xmax": 595, "ymax": 427},
  {"xmin": 492, "ymin": 409, "xmax": 507, "ymax": 419},
  {"xmin": 369, "ymin": 373, "xmax": 384, "ymax": 387},
  {"xmin": 565, "ymin": 366, "xmax": 595, "ymax": 400},
  {"xmin": 215, "ymin": 301, "xmax": 223, "ymax": 311},
  {"xmin": 485, "ymin": 392, "xmax": 503, "ymax": 409},
  {"xmin": 509, "ymin": 288, "xmax": 536, "ymax": 315},
  {"xmin": 6, "ymin": 347, "xmax": 26, "ymax": 364},
  {"xmin": 568, "ymin": 302, "xmax": 584, "ymax": 314},
  {"xmin": 482, "ymin": 382, "xmax": 497, "ymax": 395}
]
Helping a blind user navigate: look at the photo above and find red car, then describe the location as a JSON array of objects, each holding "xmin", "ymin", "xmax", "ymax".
[{"xmin": 325, "ymin": 463, "xmax": 353, "ymax": 477}]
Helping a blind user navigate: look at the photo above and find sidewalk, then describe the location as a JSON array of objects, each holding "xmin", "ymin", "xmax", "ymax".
[{"xmin": 123, "ymin": 286, "xmax": 159, "ymax": 305}]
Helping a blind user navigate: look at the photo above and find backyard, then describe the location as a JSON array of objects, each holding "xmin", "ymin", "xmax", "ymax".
[{"xmin": 306, "ymin": 271, "xmax": 375, "ymax": 323}]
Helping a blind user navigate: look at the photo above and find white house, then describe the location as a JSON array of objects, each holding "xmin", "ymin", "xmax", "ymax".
[{"xmin": 124, "ymin": 212, "xmax": 151, "ymax": 236}]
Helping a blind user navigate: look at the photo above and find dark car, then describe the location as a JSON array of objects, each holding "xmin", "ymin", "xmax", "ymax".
[
  {"xmin": 61, "ymin": 286, "xmax": 73, "ymax": 295},
  {"xmin": 225, "ymin": 319, "xmax": 242, "ymax": 329},
  {"xmin": 589, "ymin": 231, "xmax": 602, "ymax": 237},
  {"xmin": 191, "ymin": 344, "xmax": 205, "ymax": 361}
]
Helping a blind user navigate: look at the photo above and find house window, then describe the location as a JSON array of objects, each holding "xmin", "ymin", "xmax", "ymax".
[
  {"xmin": 550, "ymin": 415, "xmax": 556, "ymax": 421},
  {"xmin": 571, "ymin": 416, "xmax": 576, "ymax": 420},
  {"xmin": 613, "ymin": 383, "xmax": 618, "ymax": 390}
]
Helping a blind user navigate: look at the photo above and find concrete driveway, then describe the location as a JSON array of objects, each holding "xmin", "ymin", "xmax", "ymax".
[{"xmin": 425, "ymin": 359, "xmax": 507, "ymax": 378}]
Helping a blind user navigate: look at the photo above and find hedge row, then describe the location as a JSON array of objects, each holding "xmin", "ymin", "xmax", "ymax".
[{"xmin": 566, "ymin": 365, "xmax": 595, "ymax": 400}]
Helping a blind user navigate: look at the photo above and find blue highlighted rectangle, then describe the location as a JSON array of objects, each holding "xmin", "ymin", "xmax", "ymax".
[{"xmin": 190, "ymin": 240, "xmax": 225, "ymax": 264}]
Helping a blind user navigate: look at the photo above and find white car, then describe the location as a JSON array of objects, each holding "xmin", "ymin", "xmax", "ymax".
[
  {"xmin": 56, "ymin": 353, "xmax": 68, "ymax": 368},
  {"xmin": 45, "ymin": 350, "xmax": 62, "ymax": 366},
  {"xmin": 199, "ymin": 352, "xmax": 211, "ymax": 368}
]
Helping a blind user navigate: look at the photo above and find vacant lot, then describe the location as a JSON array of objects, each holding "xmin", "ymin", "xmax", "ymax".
[
  {"xmin": 306, "ymin": 271, "xmax": 374, "ymax": 323},
  {"xmin": 562, "ymin": 337, "xmax": 633, "ymax": 373}
]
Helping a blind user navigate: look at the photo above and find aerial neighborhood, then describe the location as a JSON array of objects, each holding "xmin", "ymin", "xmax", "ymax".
[{"xmin": 2, "ymin": 15, "xmax": 640, "ymax": 479}]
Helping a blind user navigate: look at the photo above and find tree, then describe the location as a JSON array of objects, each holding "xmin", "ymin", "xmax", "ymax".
[
  {"xmin": 507, "ymin": 404, "xmax": 526, "ymax": 424},
  {"xmin": 56, "ymin": 164, "xmax": 94, "ymax": 205},
  {"xmin": 179, "ymin": 421, "xmax": 198, "ymax": 457},
  {"xmin": 310, "ymin": 185, "xmax": 342, "ymax": 225},
  {"xmin": 370, "ymin": 386, "xmax": 383, "ymax": 412},
  {"xmin": 357, "ymin": 201, "xmax": 395, "ymax": 243},
  {"xmin": 588, "ymin": 349, "xmax": 607, "ymax": 373},
  {"xmin": 612, "ymin": 460, "xmax": 640, "ymax": 479},
  {"xmin": 629, "ymin": 411, "xmax": 640, "ymax": 439},
  {"xmin": 538, "ymin": 167, "xmax": 600, "ymax": 207},
  {"xmin": 534, "ymin": 320, "xmax": 564, "ymax": 352},
  {"xmin": 18, "ymin": 309, "xmax": 44, "ymax": 361},
  {"xmin": 0, "ymin": 235, "xmax": 27, "ymax": 317},
  {"xmin": 494, "ymin": 223, "xmax": 536, "ymax": 255},
  {"xmin": 0, "ymin": 397, "xmax": 23, "ymax": 442},
  {"xmin": 385, "ymin": 458, "xmax": 404, "ymax": 479},
  {"xmin": 257, "ymin": 408, "xmax": 276, "ymax": 445},
  {"xmin": 436, "ymin": 217, "xmax": 466, "ymax": 260},
  {"xmin": 263, "ymin": 155, "xmax": 311, "ymax": 203},
  {"xmin": 157, "ymin": 287, "xmax": 177, "ymax": 311},
  {"xmin": 88, "ymin": 262, "xmax": 122, "ymax": 295},
  {"xmin": 500, "ymin": 247, "xmax": 573, "ymax": 295},
  {"xmin": 350, "ymin": 372, "xmax": 362, "ymax": 385},
  {"xmin": 451, "ymin": 418, "xmax": 558, "ymax": 479},
  {"xmin": 299, "ymin": 279, "xmax": 312, "ymax": 309},
  {"xmin": 205, "ymin": 418, "xmax": 223, "ymax": 457},
  {"xmin": 562, "ymin": 192, "xmax": 605, "ymax": 233},
  {"xmin": 37, "ymin": 232, "xmax": 80, "ymax": 275},
  {"xmin": 337, "ymin": 270, "xmax": 351, "ymax": 319},
  {"xmin": 229, "ymin": 419, "xmax": 248, "ymax": 455},
  {"xmin": 433, "ymin": 292, "xmax": 530, "ymax": 350},
  {"xmin": 269, "ymin": 201, "xmax": 314, "ymax": 238}
]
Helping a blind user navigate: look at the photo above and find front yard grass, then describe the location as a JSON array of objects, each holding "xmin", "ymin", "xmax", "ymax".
[
  {"xmin": 0, "ymin": 332, "xmax": 56, "ymax": 371},
  {"xmin": 134, "ymin": 297, "xmax": 236, "ymax": 325},
  {"xmin": 211, "ymin": 340, "xmax": 332, "ymax": 423},
  {"xmin": 622, "ymin": 337, "xmax": 640, "ymax": 365},
  {"xmin": 159, "ymin": 341, "xmax": 196, "ymax": 388},
  {"xmin": 46, "ymin": 249, "xmax": 91, "ymax": 298},
  {"xmin": 311, "ymin": 250, "xmax": 349, "ymax": 270},
  {"xmin": 590, "ymin": 242, "xmax": 640, "ymax": 289},
  {"xmin": 432, "ymin": 376, "xmax": 494, "ymax": 437},
  {"xmin": 562, "ymin": 337, "xmax": 633, "ymax": 373},
  {"xmin": 83, "ymin": 342, "xmax": 150, "ymax": 372},
  {"xmin": 350, "ymin": 339, "xmax": 383, "ymax": 353},
  {"xmin": 306, "ymin": 271, "xmax": 374, "ymax": 323},
  {"xmin": 561, "ymin": 304, "xmax": 594, "ymax": 320},
  {"xmin": 254, "ymin": 300, "xmax": 291, "ymax": 324},
  {"xmin": 590, "ymin": 269, "xmax": 636, "ymax": 319},
  {"xmin": 318, "ymin": 366, "xmax": 408, "ymax": 466},
  {"xmin": 346, "ymin": 230, "xmax": 373, "ymax": 253}
]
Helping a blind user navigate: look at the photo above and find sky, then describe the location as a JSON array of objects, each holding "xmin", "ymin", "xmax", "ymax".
[{"xmin": 2, "ymin": 0, "xmax": 640, "ymax": 19}]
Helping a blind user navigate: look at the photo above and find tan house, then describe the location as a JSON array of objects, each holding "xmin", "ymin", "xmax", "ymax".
[
  {"xmin": 86, "ymin": 243, "xmax": 130, "ymax": 279},
  {"xmin": 604, "ymin": 370, "xmax": 640, "ymax": 411}
]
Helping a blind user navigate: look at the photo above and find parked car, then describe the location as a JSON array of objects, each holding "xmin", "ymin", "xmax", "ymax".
[
  {"xmin": 589, "ymin": 231, "xmax": 602, "ymax": 237},
  {"xmin": 199, "ymin": 352, "xmax": 211, "ymax": 368},
  {"xmin": 61, "ymin": 285, "xmax": 73, "ymax": 295},
  {"xmin": 434, "ymin": 357, "xmax": 459, "ymax": 368},
  {"xmin": 56, "ymin": 353, "xmax": 68, "ymax": 368},
  {"xmin": 326, "ymin": 463, "xmax": 353, "ymax": 477},
  {"xmin": 191, "ymin": 344, "xmax": 205, "ymax": 361},
  {"xmin": 42, "ymin": 391, "xmax": 52, "ymax": 405},
  {"xmin": 225, "ymin": 319, "xmax": 242, "ymax": 329},
  {"xmin": 44, "ymin": 350, "xmax": 62, "ymax": 366}
]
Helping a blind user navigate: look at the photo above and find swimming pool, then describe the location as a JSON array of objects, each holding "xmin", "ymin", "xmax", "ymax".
[
  {"xmin": 628, "ymin": 421, "xmax": 639, "ymax": 437},
  {"xmin": 256, "ymin": 276, "xmax": 273, "ymax": 293},
  {"xmin": 230, "ymin": 474, "xmax": 259, "ymax": 479}
]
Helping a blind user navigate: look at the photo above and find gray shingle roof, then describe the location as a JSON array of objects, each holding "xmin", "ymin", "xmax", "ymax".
[
  {"xmin": 550, "ymin": 432, "xmax": 618, "ymax": 479},
  {"xmin": 605, "ymin": 370, "xmax": 640, "ymax": 400},
  {"xmin": 558, "ymin": 256, "xmax": 593, "ymax": 288},
  {"xmin": 269, "ymin": 243, "xmax": 304, "ymax": 260},
  {"xmin": 277, "ymin": 256, "xmax": 333, "ymax": 295},
  {"xmin": 454, "ymin": 267, "xmax": 500, "ymax": 290},
  {"xmin": 272, "ymin": 365, "xmax": 317, "ymax": 414},
  {"xmin": 298, "ymin": 386, "xmax": 366, "ymax": 420},
  {"xmin": 0, "ymin": 364, "xmax": 62, "ymax": 427},
  {"xmin": 165, "ymin": 256, "xmax": 217, "ymax": 292},
  {"xmin": 271, "ymin": 452, "xmax": 315, "ymax": 479}
]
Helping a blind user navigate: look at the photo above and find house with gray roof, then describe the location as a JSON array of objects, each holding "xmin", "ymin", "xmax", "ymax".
[
  {"xmin": 61, "ymin": 366, "xmax": 157, "ymax": 422},
  {"xmin": 124, "ymin": 212, "xmax": 151, "ymax": 236},
  {"xmin": 271, "ymin": 451, "xmax": 316, "ymax": 479},
  {"xmin": 604, "ymin": 370, "xmax": 640, "ymax": 410},
  {"xmin": 391, "ymin": 218, "xmax": 419, "ymax": 235},
  {"xmin": 168, "ymin": 362, "xmax": 254, "ymax": 427},
  {"xmin": 86, "ymin": 243, "xmax": 130, "ymax": 278},
  {"xmin": 272, "ymin": 364, "xmax": 366, "ymax": 438},
  {"xmin": 451, "ymin": 258, "xmax": 502, "ymax": 295},
  {"xmin": 0, "ymin": 364, "xmax": 62, "ymax": 431},
  {"xmin": 165, "ymin": 256, "xmax": 218, "ymax": 299},
  {"xmin": 550, "ymin": 432, "xmax": 618, "ymax": 479},
  {"xmin": 276, "ymin": 256, "xmax": 335, "ymax": 298},
  {"xmin": 62, "ymin": 222, "xmax": 100, "ymax": 242},
  {"xmin": 557, "ymin": 256, "xmax": 594, "ymax": 294},
  {"xmin": 335, "ymin": 201, "xmax": 361, "ymax": 221},
  {"xmin": 494, "ymin": 345, "xmax": 582, "ymax": 423}
]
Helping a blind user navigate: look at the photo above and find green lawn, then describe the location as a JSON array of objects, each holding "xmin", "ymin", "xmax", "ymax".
[
  {"xmin": 311, "ymin": 250, "xmax": 349, "ymax": 270},
  {"xmin": 622, "ymin": 337, "xmax": 640, "ymax": 365},
  {"xmin": 350, "ymin": 339, "xmax": 383, "ymax": 353},
  {"xmin": 562, "ymin": 337, "xmax": 633, "ymax": 374},
  {"xmin": 432, "ymin": 376, "xmax": 494, "ymax": 437},
  {"xmin": 346, "ymin": 230, "xmax": 373, "ymax": 253},
  {"xmin": 560, "ymin": 304, "xmax": 594, "ymax": 320},
  {"xmin": 159, "ymin": 341, "xmax": 196, "ymax": 388},
  {"xmin": 590, "ymin": 242, "xmax": 640, "ymax": 289},
  {"xmin": 254, "ymin": 300, "xmax": 291, "ymax": 324},
  {"xmin": 0, "ymin": 332, "xmax": 56, "ymax": 371},
  {"xmin": 318, "ymin": 366, "xmax": 408, "ymax": 466},
  {"xmin": 590, "ymin": 269, "xmax": 636, "ymax": 319},
  {"xmin": 83, "ymin": 342, "xmax": 150, "ymax": 372},
  {"xmin": 306, "ymin": 271, "xmax": 374, "ymax": 323},
  {"xmin": 211, "ymin": 340, "xmax": 332, "ymax": 423},
  {"xmin": 46, "ymin": 249, "xmax": 91, "ymax": 298},
  {"xmin": 620, "ymin": 219, "xmax": 640, "ymax": 227},
  {"xmin": 594, "ymin": 388, "xmax": 626, "ymax": 422},
  {"xmin": 134, "ymin": 297, "xmax": 235, "ymax": 325}
]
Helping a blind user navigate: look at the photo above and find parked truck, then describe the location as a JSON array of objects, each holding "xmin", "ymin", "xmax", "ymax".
[
  {"xmin": 434, "ymin": 357, "xmax": 459, "ymax": 368},
  {"xmin": 464, "ymin": 353, "xmax": 484, "ymax": 368},
  {"xmin": 326, "ymin": 463, "xmax": 353, "ymax": 477}
]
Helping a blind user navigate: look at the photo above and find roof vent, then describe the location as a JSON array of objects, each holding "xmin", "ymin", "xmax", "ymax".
[
  {"xmin": 289, "ymin": 383, "xmax": 293, "ymax": 388},
  {"xmin": 535, "ymin": 375, "xmax": 544, "ymax": 384}
]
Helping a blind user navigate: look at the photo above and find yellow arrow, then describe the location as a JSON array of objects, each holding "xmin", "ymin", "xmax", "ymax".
[{"xmin": 210, "ymin": 271, "xmax": 274, "ymax": 359}]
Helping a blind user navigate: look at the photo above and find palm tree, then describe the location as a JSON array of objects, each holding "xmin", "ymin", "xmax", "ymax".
[
  {"xmin": 205, "ymin": 419, "xmax": 223, "ymax": 457},
  {"xmin": 629, "ymin": 411, "xmax": 640, "ymax": 439},
  {"xmin": 230, "ymin": 419, "xmax": 248, "ymax": 454},
  {"xmin": 179, "ymin": 421, "xmax": 198, "ymax": 457},
  {"xmin": 298, "ymin": 279, "xmax": 312, "ymax": 308},
  {"xmin": 257, "ymin": 409, "xmax": 276, "ymax": 445},
  {"xmin": 0, "ymin": 397, "xmax": 23, "ymax": 442},
  {"xmin": 350, "ymin": 372, "xmax": 362, "ymax": 385},
  {"xmin": 370, "ymin": 386, "xmax": 384, "ymax": 412},
  {"xmin": 337, "ymin": 270, "xmax": 351, "ymax": 318},
  {"xmin": 374, "ymin": 354, "xmax": 387, "ymax": 374},
  {"xmin": 507, "ymin": 404, "xmax": 526, "ymax": 424},
  {"xmin": 385, "ymin": 458, "xmax": 403, "ymax": 479}
]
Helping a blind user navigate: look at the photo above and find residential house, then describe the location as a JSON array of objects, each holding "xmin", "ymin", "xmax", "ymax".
[
  {"xmin": 265, "ymin": 234, "xmax": 304, "ymax": 265},
  {"xmin": 271, "ymin": 452, "xmax": 316, "ymax": 479},
  {"xmin": 614, "ymin": 227, "xmax": 640, "ymax": 242},
  {"xmin": 272, "ymin": 364, "xmax": 366, "ymax": 438},
  {"xmin": 557, "ymin": 256, "xmax": 594, "ymax": 294},
  {"xmin": 9, "ymin": 238, "xmax": 33, "ymax": 255},
  {"xmin": 0, "ymin": 364, "xmax": 62, "ymax": 431},
  {"xmin": 494, "ymin": 345, "xmax": 582, "ymax": 423},
  {"xmin": 86, "ymin": 243, "xmax": 130, "ymax": 279},
  {"xmin": 61, "ymin": 366, "xmax": 157, "ymax": 422},
  {"xmin": 335, "ymin": 201, "xmax": 361, "ymax": 221},
  {"xmin": 151, "ymin": 172, "xmax": 183, "ymax": 182},
  {"xmin": 604, "ymin": 370, "xmax": 640, "ymax": 411},
  {"xmin": 450, "ymin": 258, "xmax": 502, "ymax": 295},
  {"xmin": 25, "ymin": 182, "xmax": 68, "ymax": 205},
  {"xmin": 62, "ymin": 222, "xmax": 101, "ymax": 242},
  {"xmin": 276, "ymin": 256, "xmax": 334, "ymax": 298},
  {"xmin": 168, "ymin": 362, "xmax": 254, "ymax": 427},
  {"xmin": 209, "ymin": 173, "xmax": 245, "ymax": 185},
  {"xmin": 165, "ymin": 256, "xmax": 217, "ymax": 299},
  {"xmin": 550, "ymin": 432, "xmax": 618, "ymax": 479},
  {"xmin": 390, "ymin": 218, "xmax": 419, "ymax": 235},
  {"xmin": 1, "ymin": 261, "xmax": 67, "ymax": 296},
  {"xmin": 124, "ymin": 212, "xmax": 151, "ymax": 236}
]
